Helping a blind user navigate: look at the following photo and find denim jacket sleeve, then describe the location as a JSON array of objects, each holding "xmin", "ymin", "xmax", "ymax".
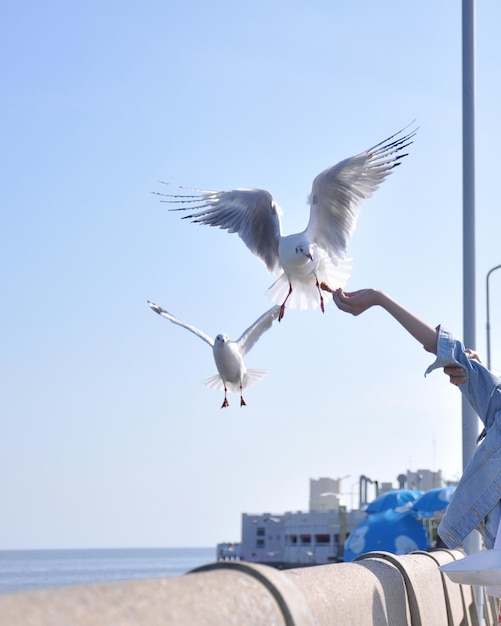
[
  {"xmin": 425, "ymin": 325, "xmax": 501, "ymax": 431},
  {"xmin": 425, "ymin": 325, "xmax": 501, "ymax": 548}
]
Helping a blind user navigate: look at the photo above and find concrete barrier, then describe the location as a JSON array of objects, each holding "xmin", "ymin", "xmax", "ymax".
[
  {"xmin": 412, "ymin": 549, "xmax": 480, "ymax": 625},
  {"xmin": 355, "ymin": 550, "xmax": 476, "ymax": 626},
  {"xmin": 0, "ymin": 549, "xmax": 496, "ymax": 626},
  {"xmin": 284, "ymin": 557, "xmax": 411, "ymax": 624}
]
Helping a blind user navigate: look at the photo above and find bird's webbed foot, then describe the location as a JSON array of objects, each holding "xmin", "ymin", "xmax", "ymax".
[{"xmin": 239, "ymin": 383, "xmax": 247, "ymax": 407}]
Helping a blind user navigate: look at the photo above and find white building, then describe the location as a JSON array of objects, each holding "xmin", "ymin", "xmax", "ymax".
[
  {"xmin": 239, "ymin": 508, "xmax": 366, "ymax": 565},
  {"xmin": 309, "ymin": 477, "xmax": 343, "ymax": 513},
  {"xmin": 239, "ymin": 475, "xmax": 367, "ymax": 566},
  {"xmin": 406, "ymin": 469, "xmax": 443, "ymax": 491}
]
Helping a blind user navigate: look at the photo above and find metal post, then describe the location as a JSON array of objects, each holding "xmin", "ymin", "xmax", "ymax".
[
  {"xmin": 486, "ymin": 264, "xmax": 501, "ymax": 370},
  {"xmin": 462, "ymin": 0, "xmax": 478, "ymax": 492},
  {"xmin": 462, "ymin": 0, "xmax": 480, "ymax": 548},
  {"xmin": 462, "ymin": 1, "xmax": 482, "ymax": 621}
]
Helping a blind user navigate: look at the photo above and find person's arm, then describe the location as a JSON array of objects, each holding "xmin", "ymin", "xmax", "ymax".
[
  {"xmin": 324, "ymin": 284, "xmax": 501, "ymax": 429},
  {"xmin": 323, "ymin": 284, "xmax": 485, "ymax": 386},
  {"xmin": 322, "ymin": 285, "xmax": 438, "ymax": 353}
]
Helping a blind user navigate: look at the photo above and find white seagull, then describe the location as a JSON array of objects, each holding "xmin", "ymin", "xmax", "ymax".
[
  {"xmin": 148, "ymin": 301, "xmax": 280, "ymax": 408},
  {"xmin": 157, "ymin": 125, "xmax": 416, "ymax": 321}
]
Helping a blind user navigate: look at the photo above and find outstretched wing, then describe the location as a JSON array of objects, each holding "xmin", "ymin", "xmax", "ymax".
[
  {"xmin": 148, "ymin": 301, "xmax": 214, "ymax": 347},
  {"xmin": 157, "ymin": 185, "xmax": 283, "ymax": 275},
  {"xmin": 236, "ymin": 305, "xmax": 281, "ymax": 356},
  {"xmin": 306, "ymin": 125, "xmax": 417, "ymax": 256}
]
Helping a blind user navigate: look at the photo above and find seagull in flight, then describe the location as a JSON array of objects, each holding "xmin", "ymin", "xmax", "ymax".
[
  {"xmin": 157, "ymin": 125, "xmax": 416, "ymax": 321},
  {"xmin": 148, "ymin": 301, "xmax": 280, "ymax": 408}
]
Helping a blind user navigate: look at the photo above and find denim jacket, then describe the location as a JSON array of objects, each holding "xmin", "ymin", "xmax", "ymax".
[{"xmin": 425, "ymin": 326, "xmax": 501, "ymax": 549}]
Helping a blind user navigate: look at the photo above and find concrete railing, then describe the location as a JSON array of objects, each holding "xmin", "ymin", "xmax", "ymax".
[{"xmin": 0, "ymin": 549, "xmax": 499, "ymax": 625}]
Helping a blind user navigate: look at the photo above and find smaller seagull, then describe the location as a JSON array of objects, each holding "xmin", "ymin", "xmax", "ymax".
[{"xmin": 148, "ymin": 301, "xmax": 280, "ymax": 408}]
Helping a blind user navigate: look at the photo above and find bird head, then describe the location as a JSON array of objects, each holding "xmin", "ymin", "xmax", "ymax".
[
  {"xmin": 215, "ymin": 333, "xmax": 229, "ymax": 344},
  {"xmin": 295, "ymin": 243, "xmax": 314, "ymax": 261}
]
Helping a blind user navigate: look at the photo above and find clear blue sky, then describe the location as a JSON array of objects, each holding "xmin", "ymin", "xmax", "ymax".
[{"xmin": 2, "ymin": 1, "xmax": 501, "ymax": 550}]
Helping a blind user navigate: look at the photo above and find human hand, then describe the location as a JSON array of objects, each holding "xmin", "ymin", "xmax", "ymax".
[
  {"xmin": 326, "ymin": 287, "xmax": 380, "ymax": 317},
  {"xmin": 443, "ymin": 365, "xmax": 467, "ymax": 386},
  {"xmin": 443, "ymin": 349, "xmax": 481, "ymax": 386}
]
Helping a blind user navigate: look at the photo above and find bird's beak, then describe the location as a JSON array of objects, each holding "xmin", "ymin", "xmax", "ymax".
[{"xmin": 307, "ymin": 252, "xmax": 313, "ymax": 261}]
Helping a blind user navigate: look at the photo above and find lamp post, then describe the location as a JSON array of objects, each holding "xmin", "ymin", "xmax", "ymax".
[
  {"xmin": 486, "ymin": 264, "xmax": 501, "ymax": 370},
  {"xmin": 359, "ymin": 475, "xmax": 373, "ymax": 509}
]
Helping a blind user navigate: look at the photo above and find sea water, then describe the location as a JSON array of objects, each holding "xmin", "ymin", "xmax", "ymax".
[{"xmin": 0, "ymin": 547, "xmax": 215, "ymax": 594}]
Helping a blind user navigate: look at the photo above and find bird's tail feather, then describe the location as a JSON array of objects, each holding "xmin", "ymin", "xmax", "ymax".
[
  {"xmin": 203, "ymin": 369, "xmax": 268, "ymax": 392},
  {"xmin": 266, "ymin": 257, "xmax": 353, "ymax": 310},
  {"xmin": 243, "ymin": 369, "xmax": 268, "ymax": 389},
  {"xmin": 203, "ymin": 374, "xmax": 225, "ymax": 391},
  {"xmin": 321, "ymin": 255, "xmax": 353, "ymax": 291}
]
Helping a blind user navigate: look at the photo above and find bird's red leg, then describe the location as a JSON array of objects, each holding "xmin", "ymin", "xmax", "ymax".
[
  {"xmin": 279, "ymin": 282, "xmax": 293, "ymax": 322},
  {"xmin": 221, "ymin": 386, "xmax": 229, "ymax": 408},
  {"xmin": 315, "ymin": 274, "xmax": 325, "ymax": 313},
  {"xmin": 240, "ymin": 384, "xmax": 247, "ymax": 407}
]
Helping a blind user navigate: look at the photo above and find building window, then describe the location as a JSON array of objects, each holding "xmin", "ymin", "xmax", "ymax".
[
  {"xmin": 300, "ymin": 534, "xmax": 311, "ymax": 545},
  {"xmin": 256, "ymin": 539, "xmax": 265, "ymax": 549},
  {"xmin": 315, "ymin": 534, "xmax": 330, "ymax": 545},
  {"xmin": 256, "ymin": 527, "xmax": 265, "ymax": 537}
]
